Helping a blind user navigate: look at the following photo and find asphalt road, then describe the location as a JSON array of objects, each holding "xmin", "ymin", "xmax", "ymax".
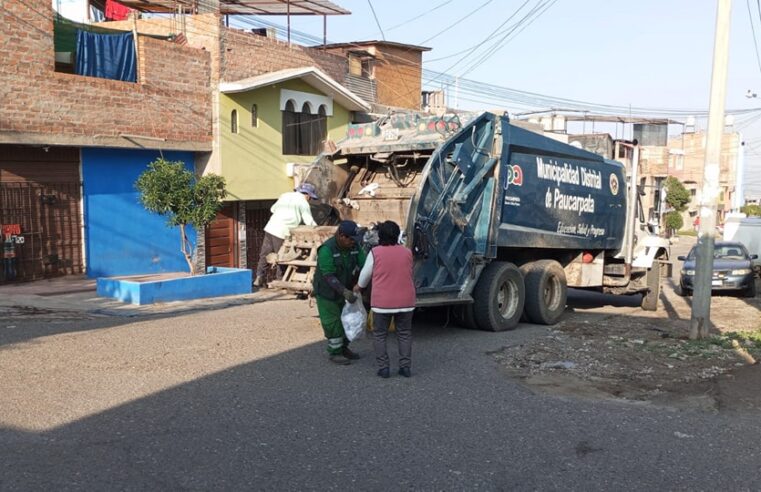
[{"xmin": 2, "ymin": 270, "xmax": 760, "ymax": 490}]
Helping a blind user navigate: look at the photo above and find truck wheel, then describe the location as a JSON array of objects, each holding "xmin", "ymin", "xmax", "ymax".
[
  {"xmin": 641, "ymin": 261, "xmax": 661, "ymax": 311},
  {"xmin": 473, "ymin": 262, "xmax": 525, "ymax": 331},
  {"xmin": 523, "ymin": 260, "xmax": 567, "ymax": 325}
]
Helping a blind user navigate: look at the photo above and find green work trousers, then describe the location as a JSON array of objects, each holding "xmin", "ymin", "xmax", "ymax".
[{"xmin": 315, "ymin": 295, "xmax": 349, "ymax": 355}]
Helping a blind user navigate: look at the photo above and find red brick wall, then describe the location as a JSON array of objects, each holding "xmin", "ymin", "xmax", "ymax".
[
  {"xmin": 373, "ymin": 45, "xmax": 423, "ymax": 110},
  {"xmin": 0, "ymin": 0, "xmax": 212, "ymax": 148},
  {"xmin": 221, "ymin": 28, "xmax": 347, "ymax": 84},
  {"xmin": 323, "ymin": 43, "xmax": 424, "ymax": 109}
]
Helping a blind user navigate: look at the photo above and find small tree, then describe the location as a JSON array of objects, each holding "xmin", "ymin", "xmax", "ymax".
[
  {"xmin": 741, "ymin": 204, "xmax": 761, "ymax": 217},
  {"xmin": 664, "ymin": 211, "xmax": 684, "ymax": 233},
  {"xmin": 136, "ymin": 158, "xmax": 226, "ymax": 275},
  {"xmin": 664, "ymin": 176, "xmax": 691, "ymax": 213}
]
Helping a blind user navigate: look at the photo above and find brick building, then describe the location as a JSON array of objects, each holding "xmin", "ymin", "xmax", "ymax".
[
  {"xmin": 97, "ymin": 8, "xmax": 434, "ymax": 272},
  {"xmin": 98, "ymin": 10, "xmax": 357, "ymax": 271},
  {"xmin": 3, "ymin": 0, "xmax": 428, "ymax": 281},
  {"xmin": 0, "ymin": 0, "xmax": 212, "ymax": 282},
  {"xmin": 323, "ymin": 41, "xmax": 431, "ymax": 110},
  {"xmin": 665, "ymin": 131, "xmax": 740, "ymax": 224}
]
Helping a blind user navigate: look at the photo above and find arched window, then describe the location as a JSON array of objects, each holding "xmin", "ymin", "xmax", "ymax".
[
  {"xmin": 251, "ymin": 104, "xmax": 258, "ymax": 127},
  {"xmin": 282, "ymin": 100, "xmax": 298, "ymax": 154},
  {"xmin": 231, "ymin": 109, "xmax": 238, "ymax": 134},
  {"xmin": 282, "ymin": 99, "xmax": 329, "ymax": 156},
  {"xmin": 316, "ymin": 104, "xmax": 328, "ymax": 149}
]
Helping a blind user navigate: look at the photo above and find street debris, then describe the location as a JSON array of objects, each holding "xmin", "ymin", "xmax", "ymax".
[
  {"xmin": 492, "ymin": 286, "xmax": 761, "ymax": 412},
  {"xmin": 0, "ymin": 305, "xmax": 93, "ymax": 320}
]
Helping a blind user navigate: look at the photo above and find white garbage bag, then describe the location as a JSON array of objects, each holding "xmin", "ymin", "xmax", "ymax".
[{"xmin": 341, "ymin": 299, "xmax": 367, "ymax": 342}]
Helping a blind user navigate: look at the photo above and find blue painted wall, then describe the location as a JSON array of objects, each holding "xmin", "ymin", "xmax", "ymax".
[{"xmin": 82, "ymin": 148, "xmax": 198, "ymax": 278}]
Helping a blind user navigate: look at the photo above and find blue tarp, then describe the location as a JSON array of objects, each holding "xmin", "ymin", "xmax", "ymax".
[{"xmin": 75, "ymin": 30, "xmax": 136, "ymax": 82}]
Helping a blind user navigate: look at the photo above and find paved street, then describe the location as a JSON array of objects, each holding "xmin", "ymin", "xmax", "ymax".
[{"xmin": 2, "ymin": 274, "xmax": 760, "ymax": 490}]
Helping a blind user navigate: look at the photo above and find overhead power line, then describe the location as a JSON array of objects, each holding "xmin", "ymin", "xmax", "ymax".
[
  {"xmin": 422, "ymin": 68, "xmax": 761, "ymax": 118},
  {"xmin": 385, "ymin": 0, "xmax": 455, "ymax": 33},
  {"xmin": 454, "ymin": 0, "xmax": 557, "ymax": 76},
  {"xmin": 747, "ymin": 0, "xmax": 761, "ymax": 74},
  {"xmin": 235, "ymin": 14, "xmax": 761, "ymax": 120},
  {"xmin": 418, "ymin": 0, "xmax": 494, "ymax": 45},
  {"xmin": 366, "ymin": 0, "xmax": 385, "ymax": 41},
  {"xmin": 422, "ymin": 0, "xmax": 533, "ymax": 79}
]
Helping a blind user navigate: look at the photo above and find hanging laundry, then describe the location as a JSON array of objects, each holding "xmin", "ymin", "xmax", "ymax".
[
  {"xmin": 105, "ymin": 0, "xmax": 132, "ymax": 21},
  {"xmin": 75, "ymin": 30, "xmax": 136, "ymax": 82}
]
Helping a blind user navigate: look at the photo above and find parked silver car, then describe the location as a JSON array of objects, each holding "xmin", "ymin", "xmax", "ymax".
[{"xmin": 678, "ymin": 241, "xmax": 758, "ymax": 297}]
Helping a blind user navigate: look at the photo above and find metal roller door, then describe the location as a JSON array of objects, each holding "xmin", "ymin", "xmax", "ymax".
[{"xmin": 1, "ymin": 145, "xmax": 83, "ymax": 283}]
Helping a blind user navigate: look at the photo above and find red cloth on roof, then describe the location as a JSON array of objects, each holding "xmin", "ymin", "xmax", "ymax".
[{"xmin": 105, "ymin": 0, "xmax": 132, "ymax": 21}]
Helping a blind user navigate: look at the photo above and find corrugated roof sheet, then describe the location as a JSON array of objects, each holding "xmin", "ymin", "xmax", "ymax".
[{"xmin": 117, "ymin": 0, "xmax": 349, "ymax": 15}]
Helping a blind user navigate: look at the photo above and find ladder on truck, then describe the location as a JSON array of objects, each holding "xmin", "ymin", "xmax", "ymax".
[{"xmin": 267, "ymin": 226, "xmax": 337, "ymax": 294}]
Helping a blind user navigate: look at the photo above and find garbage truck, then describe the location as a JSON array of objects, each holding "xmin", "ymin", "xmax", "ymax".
[{"xmin": 268, "ymin": 111, "xmax": 670, "ymax": 331}]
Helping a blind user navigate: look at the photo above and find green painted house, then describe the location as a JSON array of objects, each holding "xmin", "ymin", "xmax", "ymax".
[
  {"xmin": 204, "ymin": 67, "xmax": 369, "ymax": 272},
  {"xmin": 219, "ymin": 66, "xmax": 370, "ymax": 201}
]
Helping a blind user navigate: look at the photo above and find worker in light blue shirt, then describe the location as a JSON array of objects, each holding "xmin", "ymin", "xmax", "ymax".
[{"xmin": 254, "ymin": 183, "xmax": 318, "ymax": 288}]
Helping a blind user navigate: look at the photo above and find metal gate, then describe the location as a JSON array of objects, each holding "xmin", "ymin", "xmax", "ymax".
[
  {"xmin": 245, "ymin": 201, "xmax": 274, "ymax": 274},
  {"xmin": 1, "ymin": 181, "xmax": 84, "ymax": 283}
]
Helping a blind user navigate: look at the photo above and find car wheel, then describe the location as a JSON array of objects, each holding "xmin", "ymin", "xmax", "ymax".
[{"xmin": 744, "ymin": 280, "xmax": 757, "ymax": 298}]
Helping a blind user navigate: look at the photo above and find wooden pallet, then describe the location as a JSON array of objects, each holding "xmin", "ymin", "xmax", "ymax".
[{"xmin": 268, "ymin": 225, "xmax": 337, "ymax": 294}]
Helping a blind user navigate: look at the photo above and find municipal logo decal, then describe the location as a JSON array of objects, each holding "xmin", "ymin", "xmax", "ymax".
[
  {"xmin": 609, "ymin": 173, "xmax": 619, "ymax": 196},
  {"xmin": 504, "ymin": 164, "xmax": 523, "ymax": 190}
]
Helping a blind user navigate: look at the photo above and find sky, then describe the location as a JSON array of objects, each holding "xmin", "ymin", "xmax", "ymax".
[{"xmin": 244, "ymin": 0, "xmax": 761, "ymax": 199}]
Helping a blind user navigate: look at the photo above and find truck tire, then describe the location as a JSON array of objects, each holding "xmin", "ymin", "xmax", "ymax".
[
  {"xmin": 473, "ymin": 262, "xmax": 524, "ymax": 331},
  {"xmin": 523, "ymin": 260, "xmax": 567, "ymax": 325},
  {"xmin": 641, "ymin": 261, "xmax": 660, "ymax": 311}
]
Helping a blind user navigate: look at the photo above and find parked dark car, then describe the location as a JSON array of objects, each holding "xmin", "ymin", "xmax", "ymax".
[{"xmin": 678, "ymin": 241, "xmax": 758, "ymax": 297}]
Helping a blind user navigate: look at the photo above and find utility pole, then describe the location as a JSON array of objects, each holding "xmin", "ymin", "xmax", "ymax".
[{"xmin": 690, "ymin": 0, "xmax": 732, "ymax": 339}]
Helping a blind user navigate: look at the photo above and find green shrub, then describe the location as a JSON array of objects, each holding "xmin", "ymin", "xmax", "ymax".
[
  {"xmin": 741, "ymin": 204, "xmax": 761, "ymax": 217},
  {"xmin": 136, "ymin": 158, "xmax": 227, "ymax": 274},
  {"xmin": 664, "ymin": 211, "xmax": 684, "ymax": 232}
]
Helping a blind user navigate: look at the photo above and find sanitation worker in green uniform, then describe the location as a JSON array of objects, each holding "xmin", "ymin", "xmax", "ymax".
[{"xmin": 313, "ymin": 220, "xmax": 367, "ymax": 365}]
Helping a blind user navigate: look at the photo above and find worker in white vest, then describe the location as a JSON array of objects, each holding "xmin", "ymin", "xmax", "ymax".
[{"xmin": 254, "ymin": 183, "xmax": 318, "ymax": 288}]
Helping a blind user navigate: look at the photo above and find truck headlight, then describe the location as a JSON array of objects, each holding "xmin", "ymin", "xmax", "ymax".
[
  {"xmin": 683, "ymin": 269, "xmax": 695, "ymax": 275},
  {"xmin": 731, "ymin": 268, "xmax": 752, "ymax": 275}
]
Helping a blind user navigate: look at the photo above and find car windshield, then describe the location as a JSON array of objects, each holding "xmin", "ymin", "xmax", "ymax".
[{"xmin": 687, "ymin": 244, "xmax": 747, "ymax": 260}]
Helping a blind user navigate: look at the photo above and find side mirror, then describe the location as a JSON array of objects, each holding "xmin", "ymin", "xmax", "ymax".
[
  {"xmin": 751, "ymin": 254, "xmax": 759, "ymax": 260},
  {"xmin": 677, "ymin": 255, "xmax": 687, "ymax": 261}
]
